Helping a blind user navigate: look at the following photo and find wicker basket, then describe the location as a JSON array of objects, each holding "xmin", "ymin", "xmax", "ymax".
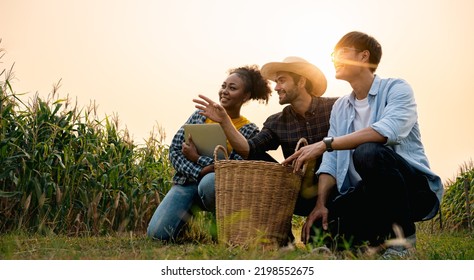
[{"xmin": 214, "ymin": 138, "xmax": 308, "ymax": 247}]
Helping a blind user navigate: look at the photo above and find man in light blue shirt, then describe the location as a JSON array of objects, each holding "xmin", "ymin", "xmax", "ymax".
[{"xmin": 284, "ymin": 31, "xmax": 443, "ymax": 256}]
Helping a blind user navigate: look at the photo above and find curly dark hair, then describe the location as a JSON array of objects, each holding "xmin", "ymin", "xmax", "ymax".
[{"xmin": 228, "ymin": 65, "xmax": 272, "ymax": 104}]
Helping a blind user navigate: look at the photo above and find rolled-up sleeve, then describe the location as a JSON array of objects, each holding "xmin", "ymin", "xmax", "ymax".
[{"xmin": 371, "ymin": 80, "xmax": 418, "ymax": 146}]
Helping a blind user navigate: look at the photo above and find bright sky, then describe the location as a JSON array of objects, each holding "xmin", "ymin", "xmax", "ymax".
[{"xmin": 2, "ymin": 0, "xmax": 474, "ymax": 184}]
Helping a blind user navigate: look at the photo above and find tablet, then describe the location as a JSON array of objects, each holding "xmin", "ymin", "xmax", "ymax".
[{"xmin": 183, "ymin": 123, "xmax": 227, "ymax": 159}]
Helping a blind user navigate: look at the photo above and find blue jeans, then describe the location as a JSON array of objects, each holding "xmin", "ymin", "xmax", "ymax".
[{"xmin": 147, "ymin": 173, "xmax": 215, "ymax": 241}]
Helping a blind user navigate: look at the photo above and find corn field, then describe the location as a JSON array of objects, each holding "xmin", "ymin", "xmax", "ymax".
[
  {"xmin": 0, "ymin": 46, "xmax": 173, "ymax": 235},
  {"xmin": 436, "ymin": 160, "xmax": 474, "ymax": 231}
]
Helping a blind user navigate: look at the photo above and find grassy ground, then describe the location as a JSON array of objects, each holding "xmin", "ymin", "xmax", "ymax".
[{"xmin": 1, "ymin": 225, "xmax": 473, "ymax": 260}]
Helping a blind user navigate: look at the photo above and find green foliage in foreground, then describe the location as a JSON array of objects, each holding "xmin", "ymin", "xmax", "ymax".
[
  {"xmin": 2, "ymin": 212, "xmax": 474, "ymax": 260},
  {"xmin": 1, "ymin": 226, "xmax": 473, "ymax": 260}
]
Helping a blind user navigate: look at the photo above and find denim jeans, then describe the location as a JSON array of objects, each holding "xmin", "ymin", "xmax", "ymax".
[
  {"xmin": 320, "ymin": 143, "xmax": 438, "ymax": 248},
  {"xmin": 147, "ymin": 173, "xmax": 215, "ymax": 241}
]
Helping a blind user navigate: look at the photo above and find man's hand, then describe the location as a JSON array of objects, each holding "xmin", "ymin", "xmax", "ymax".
[
  {"xmin": 301, "ymin": 204, "xmax": 329, "ymax": 244},
  {"xmin": 282, "ymin": 141, "xmax": 326, "ymax": 172}
]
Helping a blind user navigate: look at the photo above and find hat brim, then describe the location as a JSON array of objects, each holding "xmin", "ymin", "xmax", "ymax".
[{"xmin": 261, "ymin": 62, "xmax": 327, "ymax": 97}]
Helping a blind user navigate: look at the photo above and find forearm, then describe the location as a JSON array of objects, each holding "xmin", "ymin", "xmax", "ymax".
[
  {"xmin": 198, "ymin": 164, "xmax": 214, "ymax": 180},
  {"xmin": 220, "ymin": 117, "xmax": 250, "ymax": 159},
  {"xmin": 330, "ymin": 127, "xmax": 386, "ymax": 150},
  {"xmin": 302, "ymin": 173, "xmax": 336, "ymax": 240},
  {"xmin": 316, "ymin": 173, "xmax": 337, "ymax": 208}
]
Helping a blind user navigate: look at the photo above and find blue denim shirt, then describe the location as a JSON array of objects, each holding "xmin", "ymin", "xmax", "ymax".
[{"xmin": 317, "ymin": 75, "xmax": 443, "ymax": 218}]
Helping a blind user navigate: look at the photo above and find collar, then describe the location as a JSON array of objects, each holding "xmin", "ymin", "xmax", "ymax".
[
  {"xmin": 288, "ymin": 96, "xmax": 320, "ymax": 118},
  {"xmin": 348, "ymin": 75, "xmax": 381, "ymax": 104}
]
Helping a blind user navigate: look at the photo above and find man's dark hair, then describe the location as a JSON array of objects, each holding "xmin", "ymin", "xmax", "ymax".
[
  {"xmin": 288, "ymin": 72, "xmax": 314, "ymax": 95},
  {"xmin": 335, "ymin": 31, "xmax": 382, "ymax": 73}
]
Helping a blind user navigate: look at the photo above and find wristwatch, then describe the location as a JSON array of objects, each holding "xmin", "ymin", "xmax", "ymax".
[{"xmin": 323, "ymin": 136, "xmax": 334, "ymax": 152}]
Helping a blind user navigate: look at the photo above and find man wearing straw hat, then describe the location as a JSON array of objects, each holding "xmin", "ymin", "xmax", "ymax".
[{"xmin": 194, "ymin": 56, "xmax": 338, "ymax": 242}]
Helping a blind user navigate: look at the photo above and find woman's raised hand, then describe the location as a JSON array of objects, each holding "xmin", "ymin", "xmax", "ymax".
[{"xmin": 193, "ymin": 94, "xmax": 227, "ymax": 123}]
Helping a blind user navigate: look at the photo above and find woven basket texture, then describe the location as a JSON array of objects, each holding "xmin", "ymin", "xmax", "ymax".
[{"xmin": 214, "ymin": 142, "xmax": 305, "ymax": 247}]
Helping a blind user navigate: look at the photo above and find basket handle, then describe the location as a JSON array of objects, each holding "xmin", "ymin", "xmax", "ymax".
[
  {"xmin": 293, "ymin": 138, "xmax": 309, "ymax": 175},
  {"xmin": 295, "ymin": 138, "xmax": 308, "ymax": 151},
  {"xmin": 214, "ymin": 145, "xmax": 229, "ymax": 161}
]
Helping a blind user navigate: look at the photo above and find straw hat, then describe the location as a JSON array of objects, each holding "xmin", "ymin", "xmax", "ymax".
[{"xmin": 261, "ymin": 56, "xmax": 327, "ymax": 97}]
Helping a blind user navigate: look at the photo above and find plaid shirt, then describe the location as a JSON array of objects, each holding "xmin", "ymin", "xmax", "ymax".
[
  {"xmin": 248, "ymin": 96, "xmax": 338, "ymax": 159},
  {"xmin": 170, "ymin": 110, "xmax": 259, "ymax": 185}
]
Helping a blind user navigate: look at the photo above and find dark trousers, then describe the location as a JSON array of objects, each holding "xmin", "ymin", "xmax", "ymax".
[{"xmin": 317, "ymin": 143, "xmax": 438, "ymax": 248}]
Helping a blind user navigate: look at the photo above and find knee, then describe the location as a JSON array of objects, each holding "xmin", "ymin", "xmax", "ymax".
[
  {"xmin": 353, "ymin": 143, "xmax": 381, "ymax": 159},
  {"xmin": 147, "ymin": 216, "xmax": 172, "ymax": 241},
  {"xmin": 146, "ymin": 186, "xmax": 192, "ymax": 241},
  {"xmin": 353, "ymin": 142, "xmax": 385, "ymax": 171},
  {"xmin": 198, "ymin": 173, "xmax": 216, "ymax": 211},
  {"xmin": 198, "ymin": 173, "xmax": 215, "ymax": 196}
]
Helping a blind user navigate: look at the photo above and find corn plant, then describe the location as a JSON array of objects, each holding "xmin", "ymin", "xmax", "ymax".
[
  {"xmin": 0, "ymin": 45, "xmax": 173, "ymax": 235},
  {"xmin": 437, "ymin": 160, "xmax": 474, "ymax": 231}
]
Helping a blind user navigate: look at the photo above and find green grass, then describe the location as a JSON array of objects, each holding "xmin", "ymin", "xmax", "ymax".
[
  {"xmin": 1, "ymin": 225, "xmax": 473, "ymax": 260},
  {"xmin": 416, "ymin": 231, "xmax": 474, "ymax": 260}
]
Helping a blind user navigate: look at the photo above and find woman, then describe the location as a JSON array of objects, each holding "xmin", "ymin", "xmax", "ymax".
[{"xmin": 147, "ymin": 65, "xmax": 272, "ymax": 241}]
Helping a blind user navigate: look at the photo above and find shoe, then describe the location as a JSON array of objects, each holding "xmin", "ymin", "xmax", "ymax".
[
  {"xmin": 311, "ymin": 245, "xmax": 332, "ymax": 254},
  {"xmin": 311, "ymin": 245, "xmax": 336, "ymax": 259},
  {"xmin": 381, "ymin": 247, "xmax": 415, "ymax": 259},
  {"xmin": 381, "ymin": 233, "xmax": 416, "ymax": 260}
]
